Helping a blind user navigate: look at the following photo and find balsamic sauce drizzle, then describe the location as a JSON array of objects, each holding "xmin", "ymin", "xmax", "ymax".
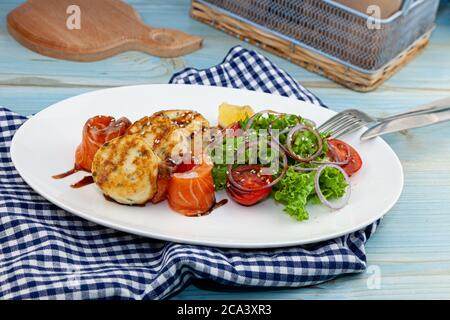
[
  {"xmin": 70, "ymin": 175, "xmax": 94, "ymax": 189},
  {"xmin": 53, "ymin": 166, "xmax": 93, "ymax": 189}
]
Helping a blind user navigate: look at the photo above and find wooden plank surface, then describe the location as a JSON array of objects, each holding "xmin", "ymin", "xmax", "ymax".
[{"xmin": 1, "ymin": 0, "xmax": 450, "ymax": 300}]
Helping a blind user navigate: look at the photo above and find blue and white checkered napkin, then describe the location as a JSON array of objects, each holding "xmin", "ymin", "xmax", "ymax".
[{"xmin": 0, "ymin": 46, "xmax": 377, "ymax": 300}]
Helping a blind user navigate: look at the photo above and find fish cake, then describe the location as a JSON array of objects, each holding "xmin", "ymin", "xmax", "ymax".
[
  {"xmin": 126, "ymin": 113, "xmax": 174, "ymax": 146},
  {"xmin": 126, "ymin": 110, "xmax": 210, "ymax": 161},
  {"xmin": 153, "ymin": 110, "xmax": 209, "ymax": 134},
  {"xmin": 91, "ymin": 134, "xmax": 160, "ymax": 205}
]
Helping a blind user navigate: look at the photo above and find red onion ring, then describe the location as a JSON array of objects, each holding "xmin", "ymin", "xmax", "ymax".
[
  {"xmin": 227, "ymin": 139, "xmax": 288, "ymax": 192},
  {"xmin": 268, "ymin": 125, "xmax": 292, "ymax": 154},
  {"xmin": 314, "ymin": 164, "xmax": 351, "ymax": 210},
  {"xmin": 268, "ymin": 120, "xmax": 312, "ymax": 154},
  {"xmin": 302, "ymin": 118, "xmax": 317, "ymax": 128},
  {"xmin": 248, "ymin": 112, "xmax": 311, "ymax": 158},
  {"xmin": 286, "ymin": 124, "xmax": 323, "ymax": 162},
  {"xmin": 291, "ymin": 165, "xmax": 319, "ymax": 172},
  {"xmin": 268, "ymin": 125, "xmax": 292, "ymax": 136}
]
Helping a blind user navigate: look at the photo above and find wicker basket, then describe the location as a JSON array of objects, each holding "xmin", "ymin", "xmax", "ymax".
[{"xmin": 191, "ymin": 0, "xmax": 439, "ymax": 92}]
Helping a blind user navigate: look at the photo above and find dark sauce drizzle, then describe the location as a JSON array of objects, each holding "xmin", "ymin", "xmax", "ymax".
[
  {"xmin": 70, "ymin": 176, "xmax": 94, "ymax": 189},
  {"xmin": 210, "ymin": 198, "xmax": 228, "ymax": 212},
  {"xmin": 53, "ymin": 167, "xmax": 229, "ymax": 213},
  {"xmin": 53, "ymin": 166, "xmax": 94, "ymax": 189},
  {"xmin": 189, "ymin": 198, "xmax": 228, "ymax": 217},
  {"xmin": 52, "ymin": 167, "xmax": 79, "ymax": 179}
]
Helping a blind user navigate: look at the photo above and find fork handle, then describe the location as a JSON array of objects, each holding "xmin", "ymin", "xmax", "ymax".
[
  {"xmin": 361, "ymin": 106, "xmax": 450, "ymax": 141},
  {"xmin": 378, "ymin": 97, "xmax": 450, "ymax": 122}
]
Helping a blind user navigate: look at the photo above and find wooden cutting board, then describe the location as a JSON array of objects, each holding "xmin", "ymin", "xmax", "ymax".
[{"xmin": 7, "ymin": 0, "xmax": 203, "ymax": 61}]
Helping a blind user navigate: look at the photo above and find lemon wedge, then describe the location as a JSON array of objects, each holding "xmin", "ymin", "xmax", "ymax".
[{"xmin": 218, "ymin": 102, "xmax": 254, "ymax": 128}]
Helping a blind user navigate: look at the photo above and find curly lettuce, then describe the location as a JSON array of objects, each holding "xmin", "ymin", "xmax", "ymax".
[
  {"xmin": 274, "ymin": 167, "xmax": 348, "ymax": 221},
  {"xmin": 273, "ymin": 169, "xmax": 315, "ymax": 221}
]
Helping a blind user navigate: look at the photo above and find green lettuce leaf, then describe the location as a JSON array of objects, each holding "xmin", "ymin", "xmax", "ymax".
[
  {"xmin": 274, "ymin": 166, "xmax": 348, "ymax": 221},
  {"xmin": 212, "ymin": 164, "xmax": 228, "ymax": 191},
  {"xmin": 273, "ymin": 168, "xmax": 315, "ymax": 221}
]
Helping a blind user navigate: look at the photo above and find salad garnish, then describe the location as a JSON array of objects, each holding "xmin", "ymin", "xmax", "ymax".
[{"xmin": 209, "ymin": 108, "xmax": 362, "ymax": 221}]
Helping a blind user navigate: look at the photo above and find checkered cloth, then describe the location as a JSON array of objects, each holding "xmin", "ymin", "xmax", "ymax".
[{"xmin": 0, "ymin": 46, "xmax": 377, "ymax": 300}]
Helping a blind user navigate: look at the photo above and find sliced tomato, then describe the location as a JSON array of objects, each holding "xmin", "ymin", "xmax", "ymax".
[
  {"xmin": 75, "ymin": 116, "xmax": 131, "ymax": 172},
  {"xmin": 327, "ymin": 139, "xmax": 362, "ymax": 176},
  {"xmin": 226, "ymin": 165, "xmax": 273, "ymax": 206}
]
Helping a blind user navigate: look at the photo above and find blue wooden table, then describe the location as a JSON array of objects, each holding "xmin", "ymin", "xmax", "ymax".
[{"xmin": 1, "ymin": 0, "xmax": 450, "ymax": 299}]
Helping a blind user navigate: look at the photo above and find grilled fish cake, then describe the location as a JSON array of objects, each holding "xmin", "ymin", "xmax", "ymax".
[
  {"xmin": 91, "ymin": 134, "xmax": 159, "ymax": 205},
  {"xmin": 152, "ymin": 110, "xmax": 209, "ymax": 134},
  {"xmin": 126, "ymin": 110, "xmax": 210, "ymax": 161},
  {"xmin": 125, "ymin": 113, "xmax": 183, "ymax": 160}
]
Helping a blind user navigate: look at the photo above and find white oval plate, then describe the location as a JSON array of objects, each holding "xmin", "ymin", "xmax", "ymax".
[{"xmin": 11, "ymin": 84, "xmax": 403, "ymax": 248}]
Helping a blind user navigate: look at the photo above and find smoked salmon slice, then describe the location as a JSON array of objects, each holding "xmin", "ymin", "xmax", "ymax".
[
  {"xmin": 167, "ymin": 159, "xmax": 216, "ymax": 216},
  {"xmin": 151, "ymin": 176, "xmax": 171, "ymax": 204},
  {"xmin": 75, "ymin": 116, "xmax": 131, "ymax": 172}
]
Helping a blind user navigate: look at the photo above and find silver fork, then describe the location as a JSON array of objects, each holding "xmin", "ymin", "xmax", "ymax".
[{"xmin": 317, "ymin": 97, "xmax": 450, "ymax": 140}]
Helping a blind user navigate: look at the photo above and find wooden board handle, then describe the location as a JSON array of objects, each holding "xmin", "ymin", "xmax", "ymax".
[{"xmin": 135, "ymin": 26, "xmax": 203, "ymax": 58}]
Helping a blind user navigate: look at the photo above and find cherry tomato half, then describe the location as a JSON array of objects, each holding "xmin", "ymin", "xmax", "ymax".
[
  {"xmin": 226, "ymin": 165, "xmax": 273, "ymax": 206},
  {"xmin": 327, "ymin": 139, "xmax": 362, "ymax": 176}
]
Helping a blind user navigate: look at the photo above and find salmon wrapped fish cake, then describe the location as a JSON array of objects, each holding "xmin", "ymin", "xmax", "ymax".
[
  {"xmin": 75, "ymin": 115, "xmax": 131, "ymax": 172},
  {"xmin": 92, "ymin": 109, "xmax": 210, "ymax": 206}
]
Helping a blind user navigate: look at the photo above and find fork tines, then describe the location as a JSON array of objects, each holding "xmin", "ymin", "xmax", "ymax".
[{"xmin": 318, "ymin": 109, "xmax": 371, "ymax": 138}]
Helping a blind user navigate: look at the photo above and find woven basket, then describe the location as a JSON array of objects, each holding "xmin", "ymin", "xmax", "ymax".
[{"xmin": 191, "ymin": 0, "xmax": 438, "ymax": 92}]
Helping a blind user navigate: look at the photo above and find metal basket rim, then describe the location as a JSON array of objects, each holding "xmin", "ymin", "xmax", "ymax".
[
  {"xmin": 197, "ymin": 0, "xmax": 424, "ymax": 25},
  {"xmin": 324, "ymin": 0, "xmax": 423, "ymax": 24},
  {"xmin": 195, "ymin": 0, "xmax": 435, "ymax": 74}
]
